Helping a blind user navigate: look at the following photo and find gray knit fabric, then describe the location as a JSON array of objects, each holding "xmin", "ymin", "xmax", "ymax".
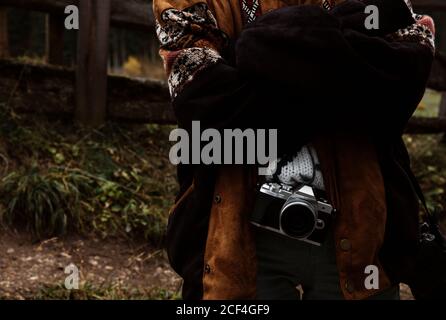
[{"xmin": 267, "ymin": 145, "xmax": 325, "ymax": 190}]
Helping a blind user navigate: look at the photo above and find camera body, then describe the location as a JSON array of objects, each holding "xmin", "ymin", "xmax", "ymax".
[{"xmin": 251, "ymin": 182, "xmax": 335, "ymax": 246}]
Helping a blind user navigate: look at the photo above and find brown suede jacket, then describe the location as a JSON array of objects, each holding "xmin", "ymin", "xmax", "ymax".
[{"xmin": 153, "ymin": 0, "xmax": 430, "ymax": 300}]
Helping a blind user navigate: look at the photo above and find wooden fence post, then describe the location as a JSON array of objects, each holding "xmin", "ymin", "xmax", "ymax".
[
  {"xmin": 76, "ymin": 0, "xmax": 111, "ymax": 127},
  {"xmin": 0, "ymin": 8, "xmax": 9, "ymax": 59},
  {"xmin": 440, "ymin": 93, "xmax": 446, "ymax": 118},
  {"xmin": 45, "ymin": 13, "xmax": 64, "ymax": 65},
  {"xmin": 440, "ymin": 92, "xmax": 446, "ymax": 142}
]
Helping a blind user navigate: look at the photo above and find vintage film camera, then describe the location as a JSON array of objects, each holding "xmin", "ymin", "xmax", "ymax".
[{"xmin": 251, "ymin": 182, "xmax": 335, "ymax": 246}]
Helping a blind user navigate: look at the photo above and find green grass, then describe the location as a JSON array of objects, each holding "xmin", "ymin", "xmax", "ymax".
[
  {"xmin": 415, "ymin": 89, "xmax": 442, "ymax": 118},
  {"xmin": 0, "ymin": 88, "xmax": 445, "ymax": 241},
  {"xmin": 27, "ymin": 283, "xmax": 181, "ymax": 300},
  {"xmin": 405, "ymin": 134, "xmax": 446, "ymax": 216},
  {"xmin": 406, "ymin": 89, "xmax": 446, "ymax": 220},
  {"xmin": 0, "ymin": 102, "xmax": 177, "ymax": 244}
]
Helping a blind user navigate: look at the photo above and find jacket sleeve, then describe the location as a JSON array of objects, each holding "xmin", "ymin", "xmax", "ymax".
[
  {"xmin": 153, "ymin": 0, "xmax": 282, "ymax": 142},
  {"xmin": 154, "ymin": 0, "xmax": 433, "ymax": 146},
  {"xmin": 235, "ymin": 2, "xmax": 434, "ymax": 136},
  {"xmin": 153, "ymin": 0, "xmax": 228, "ymax": 99}
]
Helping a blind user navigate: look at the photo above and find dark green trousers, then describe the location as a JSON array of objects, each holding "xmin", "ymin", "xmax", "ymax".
[{"xmin": 255, "ymin": 227, "xmax": 400, "ymax": 300}]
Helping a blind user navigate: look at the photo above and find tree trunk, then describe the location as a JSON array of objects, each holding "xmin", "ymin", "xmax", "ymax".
[
  {"xmin": 0, "ymin": 8, "xmax": 9, "ymax": 59},
  {"xmin": 45, "ymin": 14, "xmax": 65, "ymax": 65},
  {"xmin": 111, "ymin": 30, "xmax": 120, "ymax": 73},
  {"xmin": 119, "ymin": 29, "xmax": 127, "ymax": 67}
]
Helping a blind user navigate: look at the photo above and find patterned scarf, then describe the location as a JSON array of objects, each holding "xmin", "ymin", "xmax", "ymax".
[{"xmin": 239, "ymin": 0, "xmax": 263, "ymax": 25}]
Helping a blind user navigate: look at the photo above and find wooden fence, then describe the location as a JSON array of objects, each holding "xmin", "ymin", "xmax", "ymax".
[{"xmin": 0, "ymin": 0, "xmax": 446, "ymax": 133}]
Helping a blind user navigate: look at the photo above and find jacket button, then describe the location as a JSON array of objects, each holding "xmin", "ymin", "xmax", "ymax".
[
  {"xmin": 345, "ymin": 280, "xmax": 355, "ymax": 294},
  {"xmin": 340, "ymin": 239, "xmax": 351, "ymax": 251},
  {"xmin": 204, "ymin": 264, "xmax": 211, "ymax": 274},
  {"xmin": 214, "ymin": 195, "xmax": 222, "ymax": 204}
]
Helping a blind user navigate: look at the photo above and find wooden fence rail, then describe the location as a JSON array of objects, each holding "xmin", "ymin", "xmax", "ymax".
[
  {"xmin": 1, "ymin": 0, "xmax": 154, "ymax": 31},
  {"xmin": 0, "ymin": 0, "xmax": 444, "ymax": 54},
  {"xmin": 1, "ymin": 58, "xmax": 445, "ymax": 134},
  {"xmin": 413, "ymin": 0, "xmax": 446, "ymax": 11},
  {"xmin": 0, "ymin": 0, "xmax": 445, "ymax": 133},
  {"xmin": 0, "ymin": 59, "xmax": 173, "ymax": 123},
  {"xmin": 2, "ymin": 0, "xmax": 444, "ymax": 30}
]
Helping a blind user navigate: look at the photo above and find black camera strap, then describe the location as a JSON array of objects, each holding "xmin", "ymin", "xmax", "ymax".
[{"xmin": 406, "ymin": 167, "xmax": 446, "ymax": 248}]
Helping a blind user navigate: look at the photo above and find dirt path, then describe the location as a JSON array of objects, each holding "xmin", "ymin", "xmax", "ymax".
[
  {"xmin": 0, "ymin": 232, "xmax": 181, "ymax": 299},
  {"xmin": 0, "ymin": 231, "xmax": 414, "ymax": 300}
]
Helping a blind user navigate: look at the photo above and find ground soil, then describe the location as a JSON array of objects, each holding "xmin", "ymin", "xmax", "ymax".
[
  {"xmin": 0, "ymin": 231, "xmax": 181, "ymax": 299},
  {"xmin": 0, "ymin": 231, "xmax": 415, "ymax": 300}
]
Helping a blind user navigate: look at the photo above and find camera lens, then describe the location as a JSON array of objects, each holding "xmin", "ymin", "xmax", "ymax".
[{"xmin": 280, "ymin": 202, "xmax": 316, "ymax": 239}]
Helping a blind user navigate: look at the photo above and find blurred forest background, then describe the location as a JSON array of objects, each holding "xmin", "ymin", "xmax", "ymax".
[{"xmin": 0, "ymin": 0, "xmax": 445, "ymax": 300}]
